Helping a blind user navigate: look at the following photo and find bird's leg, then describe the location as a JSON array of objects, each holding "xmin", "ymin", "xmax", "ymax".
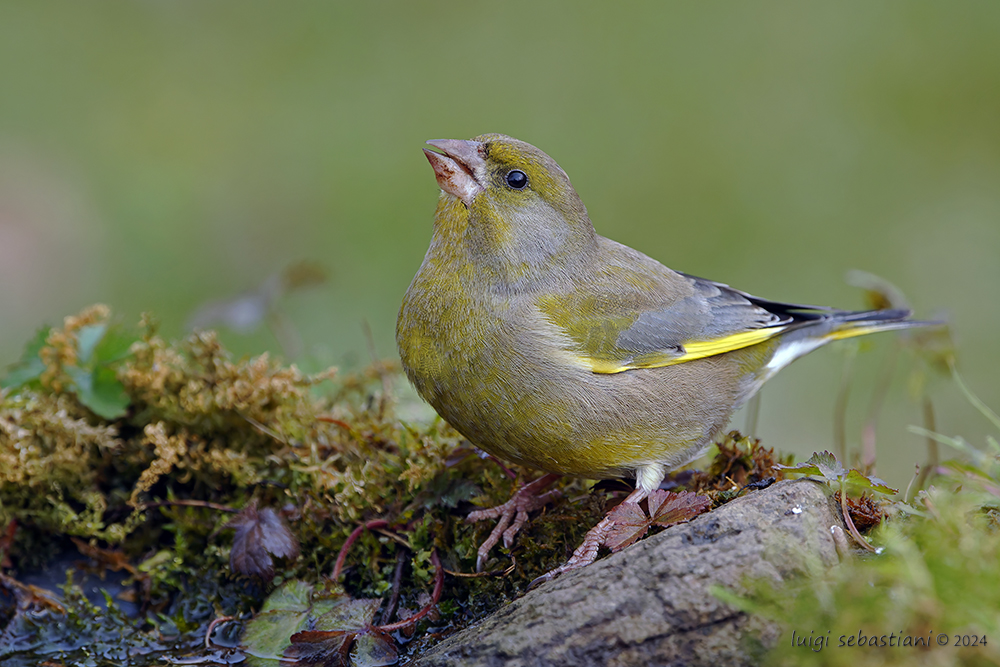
[
  {"xmin": 528, "ymin": 485, "xmax": 649, "ymax": 587},
  {"xmin": 529, "ymin": 463, "xmax": 664, "ymax": 588},
  {"xmin": 467, "ymin": 472, "xmax": 562, "ymax": 571}
]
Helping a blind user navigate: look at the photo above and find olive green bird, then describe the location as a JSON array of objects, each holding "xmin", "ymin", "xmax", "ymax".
[{"xmin": 397, "ymin": 133, "xmax": 929, "ymax": 580}]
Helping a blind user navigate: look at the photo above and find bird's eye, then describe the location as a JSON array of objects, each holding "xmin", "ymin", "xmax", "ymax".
[{"xmin": 505, "ymin": 170, "xmax": 528, "ymax": 190}]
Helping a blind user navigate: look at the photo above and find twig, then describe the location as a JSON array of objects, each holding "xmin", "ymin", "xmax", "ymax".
[
  {"xmin": 914, "ymin": 397, "xmax": 938, "ymax": 493},
  {"xmin": 444, "ymin": 556, "xmax": 516, "ymax": 579},
  {"xmin": 833, "ymin": 344, "xmax": 857, "ymax": 463},
  {"xmin": 377, "ymin": 550, "xmax": 444, "ymax": 632},
  {"xmin": 243, "ymin": 415, "xmax": 287, "ymax": 446},
  {"xmin": 205, "ymin": 615, "xmax": 236, "ymax": 649},
  {"xmin": 860, "ymin": 342, "xmax": 900, "ymax": 474},
  {"xmin": 904, "ymin": 464, "xmax": 920, "ymax": 504},
  {"xmin": 373, "ymin": 527, "xmax": 413, "ymax": 550},
  {"xmin": 950, "ymin": 359, "xmax": 1000, "ymax": 431},
  {"xmin": 333, "ymin": 520, "xmax": 389, "ymax": 581},
  {"xmin": 317, "ymin": 415, "xmax": 354, "ymax": 430},
  {"xmin": 379, "ymin": 550, "xmax": 408, "ymax": 626},
  {"xmin": 141, "ymin": 499, "xmax": 238, "ymax": 513},
  {"xmin": 839, "ymin": 486, "xmax": 877, "ymax": 553}
]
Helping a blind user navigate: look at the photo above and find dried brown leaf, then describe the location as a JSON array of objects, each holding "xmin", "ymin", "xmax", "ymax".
[
  {"xmin": 286, "ymin": 629, "xmax": 353, "ymax": 666},
  {"xmin": 648, "ymin": 490, "xmax": 711, "ymax": 528},
  {"xmin": 350, "ymin": 627, "xmax": 398, "ymax": 666},
  {"xmin": 604, "ymin": 502, "xmax": 651, "ymax": 552},
  {"xmin": 227, "ymin": 502, "xmax": 300, "ymax": 579}
]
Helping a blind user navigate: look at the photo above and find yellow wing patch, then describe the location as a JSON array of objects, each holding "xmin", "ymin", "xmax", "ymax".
[{"xmin": 580, "ymin": 325, "xmax": 790, "ymax": 374}]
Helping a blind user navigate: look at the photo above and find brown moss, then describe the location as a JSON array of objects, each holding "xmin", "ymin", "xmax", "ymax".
[{"xmin": 688, "ymin": 430, "xmax": 791, "ymax": 501}]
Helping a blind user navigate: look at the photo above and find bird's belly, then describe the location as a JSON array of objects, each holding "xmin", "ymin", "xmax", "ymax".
[
  {"xmin": 399, "ymin": 285, "xmax": 754, "ymax": 480},
  {"xmin": 410, "ymin": 337, "xmax": 739, "ymax": 479}
]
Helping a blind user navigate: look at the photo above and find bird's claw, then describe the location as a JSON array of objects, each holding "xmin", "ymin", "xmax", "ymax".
[
  {"xmin": 466, "ymin": 473, "xmax": 561, "ymax": 571},
  {"xmin": 527, "ymin": 513, "xmax": 616, "ymax": 589},
  {"xmin": 529, "ymin": 487, "xmax": 650, "ymax": 589}
]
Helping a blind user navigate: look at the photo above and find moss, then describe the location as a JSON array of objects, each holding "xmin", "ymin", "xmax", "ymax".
[
  {"xmin": 1, "ymin": 305, "xmax": 994, "ymax": 666},
  {"xmin": 718, "ymin": 371, "xmax": 1000, "ymax": 667},
  {"xmin": 724, "ymin": 488, "xmax": 1000, "ymax": 666},
  {"xmin": 0, "ymin": 306, "xmax": 629, "ymax": 662}
]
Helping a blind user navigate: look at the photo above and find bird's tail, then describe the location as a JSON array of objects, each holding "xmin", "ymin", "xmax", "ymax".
[{"xmin": 763, "ymin": 308, "xmax": 937, "ymax": 378}]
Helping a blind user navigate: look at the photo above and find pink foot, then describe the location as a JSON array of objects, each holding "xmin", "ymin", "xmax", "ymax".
[
  {"xmin": 467, "ymin": 473, "xmax": 561, "ymax": 571},
  {"xmin": 529, "ymin": 486, "xmax": 649, "ymax": 588}
]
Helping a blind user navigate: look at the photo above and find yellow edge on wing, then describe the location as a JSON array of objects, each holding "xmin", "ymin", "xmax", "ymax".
[
  {"xmin": 824, "ymin": 325, "xmax": 886, "ymax": 341},
  {"xmin": 584, "ymin": 324, "xmax": 791, "ymax": 374}
]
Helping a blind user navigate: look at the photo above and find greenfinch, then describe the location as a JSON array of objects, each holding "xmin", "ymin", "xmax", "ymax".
[{"xmin": 397, "ymin": 134, "xmax": 928, "ymax": 578}]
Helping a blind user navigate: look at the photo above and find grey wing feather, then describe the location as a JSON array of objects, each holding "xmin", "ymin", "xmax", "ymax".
[{"xmin": 615, "ymin": 273, "xmax": 790, "ymax": 354}]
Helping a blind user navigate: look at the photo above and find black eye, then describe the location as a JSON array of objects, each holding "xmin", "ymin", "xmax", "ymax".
[{"xmin": 505, "ymin": 170, "xmax": 528, "ymax": 189}]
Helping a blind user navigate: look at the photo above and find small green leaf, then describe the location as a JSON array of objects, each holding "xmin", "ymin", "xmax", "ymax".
[
  {"xmin": 67, "ymin": 365, "xmax": 130, "ymax": 419},
  {"xmin": 350, "ymin": 627, "xmax": 398, "ymax": 667},
  {"xmin": 1, "ymin": 356, "xmax": 46, "ymax": 389},
  {"xmin": 1, "ymin": 327, "xmax": 50, "ymax": 389},
  {"xmin": 66, "ymin": 365, "xmax": 92, "ymax": 395},
  {"xmin": 242, "ymin": 580, "xmax": 384, "ymax": 666},
  {"xmin": 776, "ymin": 450, "xmax": 845, "ymax": 482},
  {"xmin": 843, "ymin": 469, "xmax": 897, "ymax": 495},
  {"xmin": 92, "ymin": 324, "xmax": 139, "ymax": 364},
  {"xmin": 76, "ymin": 324, "xmax": 108, "ymax": 365}
]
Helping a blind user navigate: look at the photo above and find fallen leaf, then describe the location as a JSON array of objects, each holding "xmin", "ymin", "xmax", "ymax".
[
  {"xmin": 241, "ymin": 580, "xmax": 385, "ymax": 667},
  {"xmin": 648, "ymin": 490, "xmax": 711, "ymax": 528},
  {"xmin": 604, "ymin": 502, "xmax": 651, "ymax": 552},
  {"xmin": 776, "ymin": 450, "xmax": 845, "ymax": 482},
  {"xmin": 227, "ymin": 502, "xmax": 300, "ymax": 579}
]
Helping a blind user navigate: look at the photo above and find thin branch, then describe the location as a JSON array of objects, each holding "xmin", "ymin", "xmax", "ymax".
[
  {"xmin": 205, "ymin": 615, "xmax": 236, "ymax": 649},
  {"xmin": 914, "ymin": 396, "xmax": 938, "ymax": 493},
  {"xmin": 839, "ymin": 485, "xmax": 876, "ymax": 553},
  {"xmin": 860, "ymin": 342, "xmax": 900, "ymax": 474},
  {"xmin": 833, "ymin": 345, "xmax": 857, "ymax": 463},
  {"xmin": 379, "ymin": 550, "xmax": 408, "ymax": 627},
  {"xmin": 377, "ymin": 550, "xmax": 444, "ymax": 632},
  {"xmin": 141, "ymin": 499, "xmax": 238, "ymax": 513},
  {"xmin": 333, "ymin": 520, "xmax": 389, "ymax": 581}
]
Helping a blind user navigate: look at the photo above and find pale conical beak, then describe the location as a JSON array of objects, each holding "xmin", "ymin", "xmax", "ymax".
[{"xmin": 423, "ymin": 139, "xmax": 486, "ymax": 204}]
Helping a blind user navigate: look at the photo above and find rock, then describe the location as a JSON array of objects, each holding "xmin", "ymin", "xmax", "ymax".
[{"xmin": 413, "ymin": 479, "xmax": 844, "ymax": 667}]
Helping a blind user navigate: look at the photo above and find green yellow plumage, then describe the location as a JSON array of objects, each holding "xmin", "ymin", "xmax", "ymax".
[{"xmin": 396, "ymin": 133, "xmax": 930, "ymax": 575}]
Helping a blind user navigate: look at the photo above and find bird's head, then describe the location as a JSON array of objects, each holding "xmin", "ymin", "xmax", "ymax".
[{"xmin": 423, "ymin": 134, "xmax": 595, "ymax": 286}]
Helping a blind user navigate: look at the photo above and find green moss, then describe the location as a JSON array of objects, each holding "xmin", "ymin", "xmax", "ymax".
[
  {"xmin": 721, "ymin": 488, "xmax": 1000, "ymax": 666},
  {"xmin": 719, "ymin": 372, "xmax": 1000, "ymax": 667},
  {"xmin": 1, "ymin": 305, "xmax": 995, "ymax": 666},
  {"xmin": 0, "ymin": 306, "xmax": 635, "ymax": 662}
]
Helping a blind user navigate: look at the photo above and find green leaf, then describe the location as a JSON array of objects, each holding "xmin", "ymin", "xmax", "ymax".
[
  {"xmin": 910, "ymin": 426, "xmax": 994, "ymax": 469},
  {"xmin": 92, "ymin": 324, "xmax": 139, "ymax": 364},
  {"xmin": 1, "ymin": 327, "xmax": 50, "ymax": 389},
  {"xmin": 776, "ymin": 450, "xmax": 845, "ymax": 482},
  {"xmin": 76, "ymin": 324, "xmax": 108, "ymax": 365},
  {"xmin": 242, "ymin": 580, "xmax": 384, "ymax": 666},
  {"xmin": 350, "ymin": 628, "xmax": 398, "ymax": 666},
  {"xmin": 1, "ymin": 355, "xmax": 47, "ymax": 390},
  {"xmin": 243, "ymin": 580, "xmax": 315, "ymax": 662},
  {"xmin": 67, "ymin": 365, "xmax": 130, "ymax": 420},
  {"xmin": 843, "ymin": 469, "xmax": 897, "ymax": 495}
]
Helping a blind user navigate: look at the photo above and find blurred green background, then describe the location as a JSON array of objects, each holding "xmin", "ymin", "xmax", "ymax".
[{"xmin": 2, "ymin": 1, "xmax": 997, "ymax": 488}]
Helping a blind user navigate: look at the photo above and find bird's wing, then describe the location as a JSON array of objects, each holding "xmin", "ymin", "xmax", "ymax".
[{"xmin": 536, "ymin": 245, "xmax": 833, "ymax": 374}]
